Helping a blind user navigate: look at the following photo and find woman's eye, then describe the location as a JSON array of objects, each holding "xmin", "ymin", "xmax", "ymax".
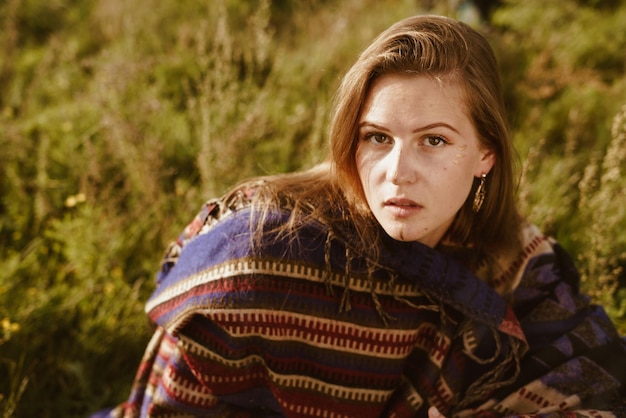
[
  {"xmin": 364, "ymin": 133, "xmax": 390, "ymax": 144},
  {"xmin": 424, "ymin": 135, "xmax": 447, "ymax": 147}
]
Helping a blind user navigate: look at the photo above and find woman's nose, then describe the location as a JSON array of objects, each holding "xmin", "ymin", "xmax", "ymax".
[{"xmin": 386, "ymin": 143, "xmax": 417, "ymax": 185}]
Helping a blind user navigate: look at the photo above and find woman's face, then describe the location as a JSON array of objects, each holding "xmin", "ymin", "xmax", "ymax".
[{"xmin": 355, "ymin": 74, "xmax": 494, "ymax": 247}]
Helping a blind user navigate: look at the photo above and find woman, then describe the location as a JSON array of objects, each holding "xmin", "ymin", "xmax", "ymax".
[{"xmin": 97, "ymin": 15, "xmax": 626, "ymax": 417}]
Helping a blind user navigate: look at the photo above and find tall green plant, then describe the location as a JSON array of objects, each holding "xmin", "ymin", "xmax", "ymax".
[{"xmin": 577, "ymin": 104, "xmax": 626, "ymax": 329}]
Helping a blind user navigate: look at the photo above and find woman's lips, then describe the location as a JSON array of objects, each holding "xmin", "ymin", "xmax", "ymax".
[{"xmin": 384, "ymin": 198, "xmax": 422, "ymax": 216}]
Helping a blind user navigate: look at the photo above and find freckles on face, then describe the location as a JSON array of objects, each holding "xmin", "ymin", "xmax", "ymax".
[{"xmin": 355, "ymin": 74, "xmax": 494, "ymax": 247}]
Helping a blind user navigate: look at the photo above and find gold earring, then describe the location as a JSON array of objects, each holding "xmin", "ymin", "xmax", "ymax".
[{"xmin": 473, "ymin": 174, "xmax": 487, "ymax": 213}]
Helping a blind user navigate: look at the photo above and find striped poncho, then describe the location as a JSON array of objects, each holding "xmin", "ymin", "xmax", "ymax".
[{"xmin": 98, "ymin": 195, "xmax": 626, "ymax": 417}]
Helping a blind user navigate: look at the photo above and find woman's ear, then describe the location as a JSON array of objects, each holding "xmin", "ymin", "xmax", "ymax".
[{"xmin": 475, "ymin": 147, "xmax": 495, "ymax": 177}]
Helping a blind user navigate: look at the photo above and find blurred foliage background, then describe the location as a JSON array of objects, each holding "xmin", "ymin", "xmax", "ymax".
[{"xmin": 0, "ymin": 0, "xmax": 625, "ymax": 416}]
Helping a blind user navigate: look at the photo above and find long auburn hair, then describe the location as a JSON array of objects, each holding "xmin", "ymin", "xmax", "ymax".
[{"xmin": 233, "ymin": 15, "xmax": 521, "ymax": 274}]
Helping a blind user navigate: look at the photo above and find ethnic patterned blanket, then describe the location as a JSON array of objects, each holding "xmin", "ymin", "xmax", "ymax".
[{"xmin": 96, "ymin": 198, "xmax": 626, "ymax": 417}]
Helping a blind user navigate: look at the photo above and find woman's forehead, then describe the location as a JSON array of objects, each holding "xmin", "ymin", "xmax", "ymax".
[{"xmin": 361, "ymin": 74, "xmax": 471, "ymax": 121}]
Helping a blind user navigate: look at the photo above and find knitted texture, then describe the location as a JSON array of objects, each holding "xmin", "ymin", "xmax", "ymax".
[{"xmin": 96, "ymin": 197, "xmax": 626, "ymax": 418}]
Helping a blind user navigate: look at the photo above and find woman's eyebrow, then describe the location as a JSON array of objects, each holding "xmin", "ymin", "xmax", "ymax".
[
  {"xmin": 412, "ymin": 122, "xmax": 460, "ymax": 134},
  {"xmin": 359, "ymin": 121, "xmax": 460, "ymax": 134},
  {"xmin": 358, "ymin": 121, "xmax": 387, "ymax": 130}
]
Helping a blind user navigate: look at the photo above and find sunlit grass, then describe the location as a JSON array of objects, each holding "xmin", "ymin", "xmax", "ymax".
[{"xmin": 1, "ymin": 0, "xmax": 625, "ymax": 416}]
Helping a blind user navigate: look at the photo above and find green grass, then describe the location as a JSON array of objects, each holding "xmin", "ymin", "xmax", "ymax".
[{"xmin": 1, "ymin": 0, "xmax": 625, "ymax": 416}]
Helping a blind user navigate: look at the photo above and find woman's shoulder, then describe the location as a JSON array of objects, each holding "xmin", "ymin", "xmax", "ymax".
[
  {"xmin": 156, "ymin": 187, "xmax": 260, "ymax": 280},
  {"xmin": 474, "ymin": 221, "xmax": 574, "ymax": 294},
  {"xmin": 156, "ymin": 178, "xmax": 350, "ymax": 282}
]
